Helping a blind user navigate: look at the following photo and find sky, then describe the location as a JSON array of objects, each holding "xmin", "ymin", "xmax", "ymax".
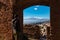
[{"xmin": 23, "ymin": 5, "xmax": 50, "ymax": 19}]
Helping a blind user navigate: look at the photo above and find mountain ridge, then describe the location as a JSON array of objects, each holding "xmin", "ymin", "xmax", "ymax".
[{"xmin": 23, "ymin": 18, "xmax": 50, "ymax": 24}]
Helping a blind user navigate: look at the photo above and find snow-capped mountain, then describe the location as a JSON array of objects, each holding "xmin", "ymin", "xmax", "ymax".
[{"xmin": 23, "ymin": 18, "xmax": 50, "ymax": 24}]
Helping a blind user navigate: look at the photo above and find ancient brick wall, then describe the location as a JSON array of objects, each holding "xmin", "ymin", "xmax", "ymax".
[{"xmin": 0, "ymin": 0, "xmax": 13, "ymax": 40}]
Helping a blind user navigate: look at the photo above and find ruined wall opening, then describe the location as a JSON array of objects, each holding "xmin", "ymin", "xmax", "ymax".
[{"xmin": 23, "ymin": 5, "xmax": 51, "ymax": 40}]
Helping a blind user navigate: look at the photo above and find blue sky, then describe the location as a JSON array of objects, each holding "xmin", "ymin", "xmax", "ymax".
[{"xmin": 23, "ymin": 5, "xmax": 50, "ymax": 19}]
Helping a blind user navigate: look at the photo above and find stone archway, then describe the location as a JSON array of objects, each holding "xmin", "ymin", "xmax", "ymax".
[
  {"xmin": 14, "ymin": 0, "xmax": 60, "ymax": 40},
  {"xmin": 0, "ymin": 0, "xmax": 60, "ymax": 40},
  {"xmin": 14, "ymin": 0, "xmax": 50, "ymax": 40}
]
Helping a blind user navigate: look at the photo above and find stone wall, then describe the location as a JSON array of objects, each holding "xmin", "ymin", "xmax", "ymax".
[
  {"xmin": 23, "ymin": 25, "xmax": 40, "ymax": 39},
  {"xmin": 0, "ymin": 0, "xmax": 13, "ymax": 40}
]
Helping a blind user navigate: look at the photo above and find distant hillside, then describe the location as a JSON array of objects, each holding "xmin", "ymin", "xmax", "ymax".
[{"xmin": 23, "ymin": 18, "xmax": 50, "ymax": 24}]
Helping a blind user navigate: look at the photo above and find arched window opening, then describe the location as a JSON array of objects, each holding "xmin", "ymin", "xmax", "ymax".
[{"xmin": 23, "ymin": 5, "xmax": 51, "ymax": 40}]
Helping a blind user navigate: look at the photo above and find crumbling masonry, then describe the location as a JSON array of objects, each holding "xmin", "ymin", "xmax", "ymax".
[{"xmin": 0, "ymin": 0, "xmax": 13, "ymax": 40}]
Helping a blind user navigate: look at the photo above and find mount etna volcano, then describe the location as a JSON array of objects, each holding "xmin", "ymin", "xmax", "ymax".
[{"xmin": 23, "ymin": 18, "xmax": 50, "ymax": 24}]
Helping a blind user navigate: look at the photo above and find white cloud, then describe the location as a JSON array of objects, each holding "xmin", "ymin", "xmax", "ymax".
[
  {"xmin": 36, "ymin": 5, "xmax": 40, "ymax": 7},
  {"xmin": 33, "ymin": 16, "xmax": 44, "ymax": 19},
  {"xmin": 34, "ymin": 8, "xmax": 38, "ymax": 10},
  {"xmin": 24, "ymin": 16, "xmax": 31, "ymax": 19},
  {"xmin": 24, "ymin": 16, "xmax": 44, "ymax": 19}
]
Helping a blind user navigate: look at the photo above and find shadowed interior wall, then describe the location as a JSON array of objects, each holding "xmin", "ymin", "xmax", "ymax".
[
  {"xmin": 0, "ymin": 0, "xmax": 13, "ymax": 40},
  {"xmin": 51, "ymin": 0, "xmax": 60, "ymax": 40}
]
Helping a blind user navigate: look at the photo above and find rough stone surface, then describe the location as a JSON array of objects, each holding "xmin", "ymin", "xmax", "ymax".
[{"xmin": 0, "ymin": 0, "xmax": 13, "ymax": 40}]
